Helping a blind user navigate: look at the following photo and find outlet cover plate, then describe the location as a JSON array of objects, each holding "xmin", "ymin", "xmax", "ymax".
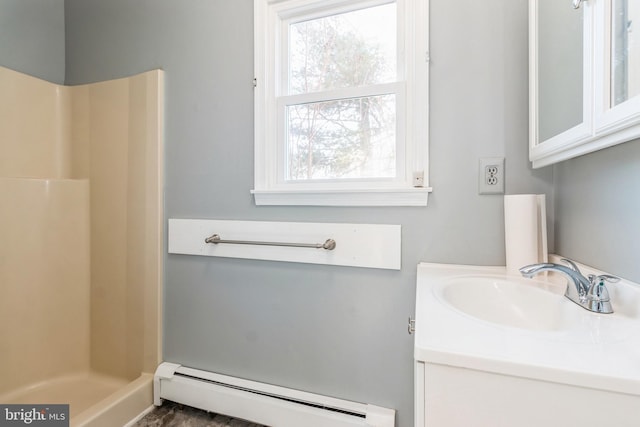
[{"xmin": 478, "ymin": 157, "xmax": 505, "ymax": 195}]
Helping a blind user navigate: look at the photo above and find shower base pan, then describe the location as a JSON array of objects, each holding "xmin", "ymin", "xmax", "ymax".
[{"xmin": 0, "ymin": 371, "xmax": 153, "ymax": 426}]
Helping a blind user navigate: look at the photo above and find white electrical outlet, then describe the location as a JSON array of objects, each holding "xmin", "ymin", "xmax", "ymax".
[{"xmin": 478, "ymin": 157, "xmax": 505, "ymax": 195}]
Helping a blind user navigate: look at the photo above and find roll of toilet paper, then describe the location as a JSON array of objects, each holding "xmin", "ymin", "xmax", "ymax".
[{"xmin": 504, "ymin": 194, "xmax": 545, "ymax": 275}]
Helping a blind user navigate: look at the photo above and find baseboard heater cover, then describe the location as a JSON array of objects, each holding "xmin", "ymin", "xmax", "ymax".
[{"xmin": 154, "ymin": 362, "xmax": 395, "ymax": 427}]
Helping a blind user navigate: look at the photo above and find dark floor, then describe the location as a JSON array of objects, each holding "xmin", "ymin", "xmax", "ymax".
[{"xmin": 132, "ymin": 401, "xmax": 268, "ymax": 427}]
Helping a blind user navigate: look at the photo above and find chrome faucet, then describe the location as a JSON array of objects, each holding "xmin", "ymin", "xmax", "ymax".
[{"xmin": 519, "ymin": 259, "xmax": 619, "ymax": 314}]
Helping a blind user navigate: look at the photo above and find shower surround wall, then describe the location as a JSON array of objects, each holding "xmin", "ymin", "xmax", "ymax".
[{"xmin": 0, "ymin": 66, "xmax": 163, "ymax": 426}]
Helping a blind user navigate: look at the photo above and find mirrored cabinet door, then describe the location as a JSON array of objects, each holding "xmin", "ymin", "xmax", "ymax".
[
  {"xmin": 611, "ymin": 0, "xmax": 639, "ymax": 106},
  {"xmin": 529, "ymin": 0, "xmax": 593, "ymax": 167},
  {"xmin": 537, "ymin": 0, "xmax": 588, "ymax": 142},
  {"xmin": 596, "ymin": 0, "xmax": 640, "ymax": 134},
  {"xmin": 529, "ymin": 0, "xmax": 640, "ymax": 168}
]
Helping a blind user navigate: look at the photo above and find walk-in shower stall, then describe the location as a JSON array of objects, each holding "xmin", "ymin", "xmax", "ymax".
[{"xmin": 0, "ymin": 67, "xmax": 163, "ymax": 426}]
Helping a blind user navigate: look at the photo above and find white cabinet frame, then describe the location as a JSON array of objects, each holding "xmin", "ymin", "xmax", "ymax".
[{"xmin": 529, "ymin": 0, "xmax": 640, "ymax": 168}]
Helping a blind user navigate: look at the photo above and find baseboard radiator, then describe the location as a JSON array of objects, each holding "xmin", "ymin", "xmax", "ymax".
[{"xmin": 154, "ymin": 362, "xmax": 395, "ymax": 427}]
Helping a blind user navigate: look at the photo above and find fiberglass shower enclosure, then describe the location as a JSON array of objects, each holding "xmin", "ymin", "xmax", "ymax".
[{"xmin": 0, "ymin": 66, "xmax": 163, "ymax": 426}]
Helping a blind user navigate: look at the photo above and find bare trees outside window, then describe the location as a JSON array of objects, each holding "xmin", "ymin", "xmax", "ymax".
[{"xmin": 286, "ymin": 3, "xmax": 397, "ymax": 181}]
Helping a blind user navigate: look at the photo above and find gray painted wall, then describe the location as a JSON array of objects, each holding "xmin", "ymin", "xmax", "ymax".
[
  {"xmin": 10, "ymin": 0, "xmax": 640, "ymax": 423},
  {"xmin": 67, "ymin": 1, "xmax": 551, "ymax": 426},
  {"xmin": 0, "ymin": 0, "xmax": 65, "ymax": 84},
  {"xmin": 555, "ymin": 138, "xmax": 640, "ymax": 283}
]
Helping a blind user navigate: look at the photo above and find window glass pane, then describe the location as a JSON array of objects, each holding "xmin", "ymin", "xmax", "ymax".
[
  {"xmin": 289, "ymin": 3, "xmax": 397, "ymax": 95},
  {"xmin": 286, "ymin": 94, "xmax": 396, "ymax": 180}
]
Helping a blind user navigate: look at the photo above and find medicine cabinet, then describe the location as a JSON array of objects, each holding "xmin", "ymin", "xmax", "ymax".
[{"xmin": 529, "ymin": 0, "xmax": 640, "ymax": 168}]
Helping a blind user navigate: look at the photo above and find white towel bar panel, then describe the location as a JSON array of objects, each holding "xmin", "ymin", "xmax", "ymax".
[{"xmin": 168, "ymin": 219, "xmax": 401, "ymax": 270}]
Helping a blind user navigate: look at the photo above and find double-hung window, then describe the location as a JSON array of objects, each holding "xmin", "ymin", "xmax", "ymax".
[{"xmin": 253, "ymin": 0, "xmax": 430, "ymax": 206}]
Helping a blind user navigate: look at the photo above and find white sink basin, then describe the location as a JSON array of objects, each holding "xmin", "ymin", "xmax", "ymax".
[
  {"xmin": 414, "ymin": 260, "xmax": 640, "ymax": 398},
  {"xmin": 436, "ymin": 276, "xmax": 571, "ymax": 331}
]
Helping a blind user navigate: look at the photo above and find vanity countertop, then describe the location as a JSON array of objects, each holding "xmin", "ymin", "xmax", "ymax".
[{"xmin": 415, "ymin": 257, "xmax": 640, "ymax": 396}]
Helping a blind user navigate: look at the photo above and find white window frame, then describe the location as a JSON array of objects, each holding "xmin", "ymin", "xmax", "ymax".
[{"xmin": 253, "ymin": 0, "xmax": 430, "ymax": 206}]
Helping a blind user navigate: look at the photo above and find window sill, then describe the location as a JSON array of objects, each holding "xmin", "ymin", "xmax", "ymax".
[{"xmin": 251, "ymin": 187, "xmax": 432, "ymax": 207}]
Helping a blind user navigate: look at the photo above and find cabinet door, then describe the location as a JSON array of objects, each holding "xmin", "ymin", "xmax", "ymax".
[
  {"xmin": 595, "ymin": 0, "xmax": 640, "ymax": 137},
  {"xmin": 530, "ymin": 0, "xmax": 640, "ymax": 168},
  {"xmin": 529, "ymin": 0, "xmax": 594, "ymax": 167},
  {"xmin": 415, "ymin": 361, "xmax": 425, "ymax": 427}
]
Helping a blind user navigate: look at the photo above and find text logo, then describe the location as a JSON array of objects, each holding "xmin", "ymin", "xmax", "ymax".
[{"xmin": 0, "ymin": 405, "xmax": 69, "ymax": 426}]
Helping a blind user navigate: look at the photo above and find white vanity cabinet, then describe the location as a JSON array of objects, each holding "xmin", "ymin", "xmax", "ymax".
[
  {"xmin": 414, "ymin": 360, "xmax": 640, "ymax": 427},
  {"xmin": 413, "ymin": 262, "xmax": 640, "ymax": 427},
  {"xmin": 530, "ymin": 0, "xmax": 640, "ymax": 167}
]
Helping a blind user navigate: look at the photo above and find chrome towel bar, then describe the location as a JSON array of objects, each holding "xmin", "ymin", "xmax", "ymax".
[{"xmin": 204, "ymin": 234, "xmax": 336, "ymax": 251}]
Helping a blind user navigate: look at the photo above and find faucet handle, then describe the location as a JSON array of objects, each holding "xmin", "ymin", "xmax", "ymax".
[
  {"xmin": 561, "ymin": 258, "xmax": 583, "ymax": 275},
  {"xmin": 585, "ymin": 274, "xmax": 618, "ymax": 314},
  {"xmin": 586, "ymin": 274, "xmax": 619, "ymax": 301},
  {"xmin": 588, "ymin": 274, "xmax": 620, "ymax": 284}
]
